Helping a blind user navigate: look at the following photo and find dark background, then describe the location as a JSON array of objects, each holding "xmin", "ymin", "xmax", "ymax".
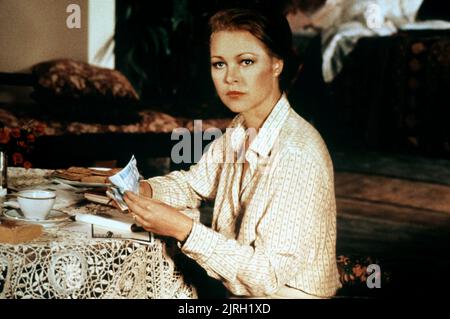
[{"xmin": 114, "ymin": 0, "xmax": 450, "ymax": 158}]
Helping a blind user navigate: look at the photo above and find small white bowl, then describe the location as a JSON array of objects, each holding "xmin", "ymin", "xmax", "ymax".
[{"xmin": 17, "ymin": 189, "xmax": 56, "ymax": 220}]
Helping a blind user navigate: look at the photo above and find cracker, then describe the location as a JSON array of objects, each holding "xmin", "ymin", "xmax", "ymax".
[
  {"xmin": 67, "ymin": 167, "xmax": 91, "ymax": 175},
  {"xmin": 81, "ymin": 175, "xmax": 108, "ymax": 184},
  {"xmin": 54, "ymin": 172, "xmax": 86, "ymax": 181},
  {"xmin": 88, "ymin": 168, "xmax": 118, "ymax": 176}
]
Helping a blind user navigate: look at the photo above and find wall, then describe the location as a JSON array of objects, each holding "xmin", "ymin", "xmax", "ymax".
[
  {"xmin": 0, "ymin": 0, "xmax": 115, "ymax": 73},
  {"xmin": 0, "ymin": 0, "xmax": 87, "ymax": 73},
  {"xmin": 0, "ymin": 0, "xmax": 115, "ymax": 102}
]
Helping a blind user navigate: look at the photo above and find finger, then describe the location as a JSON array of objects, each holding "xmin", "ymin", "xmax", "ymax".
[
  {"xmin": 125, "ymin": 191, "xmax": 146, "ymax": 202},
  {"xmin": 124, "ymin": 195, "xmax": 150, "ymax": 219},
  {"xmin": 134, "ymin": 214, "xmax": 149, "ymax": 229},
  {"xmin": 125, "ymin": 191, "xmax": 160, "ymax": 210},
  {"xmin": 129, "ymin": 212, "xmax": 147, "ymax": 230},
  {"xmin": 126, "ymin": 191, "xmax": 162, "ymax": 206},
  {"xmin": 127, "ymin": 203, "xmax": 151, "ymax": 231},
  {"xmin": 123, "ymin": 191, "xmax": 149, "ymax": 211}
]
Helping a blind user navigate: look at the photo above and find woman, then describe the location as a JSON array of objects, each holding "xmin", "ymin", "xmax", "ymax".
[{"xmin": 123, "ymin": 8, "xmax": 341, "ymax": 299}]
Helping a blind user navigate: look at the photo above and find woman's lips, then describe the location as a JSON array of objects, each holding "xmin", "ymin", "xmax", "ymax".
[{"xmin": 226, "ymin": 91, "xmax": 245, "ymax": 98}]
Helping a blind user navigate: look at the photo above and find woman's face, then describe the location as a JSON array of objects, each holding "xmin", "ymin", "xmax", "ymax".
[{"xmin": 210, "ymin": 30, "xmax": 283, "ymax": 115}]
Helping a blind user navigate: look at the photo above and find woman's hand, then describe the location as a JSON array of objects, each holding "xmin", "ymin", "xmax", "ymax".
[
  {"xmin": 139, "ymin": 180, "xmax": 153, "ymax": 198},
  {"xmin": 124, "ymin": 191, "xmax": 193, "ymax": 242}
]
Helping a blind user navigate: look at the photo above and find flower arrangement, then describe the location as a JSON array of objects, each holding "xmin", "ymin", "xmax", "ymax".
[{"xmin": 0, "ymin": 121, "xmax": 46, "ymax": 169}]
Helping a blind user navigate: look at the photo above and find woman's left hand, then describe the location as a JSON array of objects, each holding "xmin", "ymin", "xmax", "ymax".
[{"xmin": 124, "ymin": 191, "xmax": 193, "ymax": 242}]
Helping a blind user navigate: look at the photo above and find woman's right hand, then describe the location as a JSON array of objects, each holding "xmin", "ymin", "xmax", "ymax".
[
  {"xmin": 124, "ymin": 191, "xmax": 193, "ymax": 242},
  {"xmin": 139, "ymin": 180, "xmax": 153, "ymax": 198},
  {"xmin": 107, "ymin": 181, "xmax": 153, "ymax": 211}
]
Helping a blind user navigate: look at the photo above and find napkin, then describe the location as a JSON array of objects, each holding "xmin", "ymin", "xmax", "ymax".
[
  {"xmin": 0, "ymin": 220, "xmax": 43, "ymax": 244},
  {"xmin": 72, "ymin": 211, "xmax": 141, "ymax": 232}
]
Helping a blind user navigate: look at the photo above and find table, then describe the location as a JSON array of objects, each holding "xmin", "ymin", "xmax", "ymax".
[{"xmin": 0, "ymin": 168, "xmax": 197, "ymax": 299}]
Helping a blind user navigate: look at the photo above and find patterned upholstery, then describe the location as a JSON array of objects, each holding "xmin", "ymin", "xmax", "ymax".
[
  {"xmin": 30, "ymin": 59, "xmax": 140, "ymax": 124},
  {"xmin": 32, "ymin": 59, "xmax": 139, "ymax": 100}
]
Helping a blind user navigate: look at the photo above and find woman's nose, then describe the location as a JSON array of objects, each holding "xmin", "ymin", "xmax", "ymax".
[{"xmin": 225, "ymin": 66, "xmax": 240, "ymax": 84}]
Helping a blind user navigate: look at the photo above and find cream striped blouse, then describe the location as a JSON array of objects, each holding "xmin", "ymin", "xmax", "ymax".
[{"xmin": 146, "ymin": 94, "xmax": 341, "ymax": 297}]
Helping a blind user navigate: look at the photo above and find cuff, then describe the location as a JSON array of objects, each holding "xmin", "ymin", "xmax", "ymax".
[
  {"xmin": 180, "ymin": 208, "xmax": 200, "ymax": 222},
  {"xmin": 179, "ymin": 222, "xmax": 220, "ymax": 264}
]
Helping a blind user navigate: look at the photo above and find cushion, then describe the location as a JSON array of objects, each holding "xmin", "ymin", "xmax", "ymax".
[{"xmin": 31, "ymin": 59, "xmax": 140, "ymax": 124}]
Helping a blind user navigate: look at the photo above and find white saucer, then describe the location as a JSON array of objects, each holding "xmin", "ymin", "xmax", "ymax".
[
  {"xmin": 2, "ymin": 209, "xmax": 71, "ymax": 226},
  {"xmin": 53, "ymin": 177, "xmax": 111, "ymax": 188},
  {"xmin": 88, "ymin": 167, "xmax": 112, "ymax": 172}
]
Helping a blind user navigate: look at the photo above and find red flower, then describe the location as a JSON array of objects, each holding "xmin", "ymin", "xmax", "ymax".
[
  {"xmin": 12, "ymin": 152, "xmax": 23, "ymax": 165},
  {"xmin": 1, "ymin": 122, "xmax": 43, "ymax": 168},
  {"xmin": 23, "ymin": 161, "xmax": 32, "ymax": 169},
  {"xmin": 34, "ymin": 123, "xmax": 46, "ymax": 135},
  {"xmin": 17, "ymin": 140, "xmax": 27, "ymax": 148},
  {"xmin": 11, "ymin": 128, "xmax": 21, "ymax": 138},
  {"xmin": 27, "ymin": 134, "xmax": 36, "ymax": 143}
]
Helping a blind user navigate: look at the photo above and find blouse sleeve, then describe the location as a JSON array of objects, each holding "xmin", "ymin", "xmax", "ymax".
[
  {"xmin": 180, "ymin": 148, "xmax": 335, "ymax": 296},
  {"xmin": 144, "ymin": 136, "xmax": 225, "ymax": 210}
]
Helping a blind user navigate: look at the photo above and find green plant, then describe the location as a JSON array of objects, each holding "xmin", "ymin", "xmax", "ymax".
[
  {"xmin": 115, "ymin": 0, "xmax": 231, "ymax": 116},
  {"xmin": 116, "ymin": 1, "xmax": 192, "ymax": 101}
]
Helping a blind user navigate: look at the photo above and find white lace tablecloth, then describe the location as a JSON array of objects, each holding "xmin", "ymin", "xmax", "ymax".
[{"xmin": 0, "ymin": 168, "xmax": 197, "ymax": 299}]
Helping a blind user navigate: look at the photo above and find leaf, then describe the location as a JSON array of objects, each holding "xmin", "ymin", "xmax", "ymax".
[
  {"xmin": 157, "ymin": 27, "xmax": 170, "ymax": 55},
  {"xmin": 125, "ymin": 6, "xmax": 133, "ymax": 20},
  {"xmin": 171, "ymin": 17, "xmax": 181, "ymax": 31},
  {"xmin": 146, "ymin": 27, "xmax": 160, "ymax": 56}
]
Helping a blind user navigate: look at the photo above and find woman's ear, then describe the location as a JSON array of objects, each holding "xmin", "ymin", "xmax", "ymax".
[{"xmin": 272, "ymin": 58, "xmax": 284, "ymax": 77}]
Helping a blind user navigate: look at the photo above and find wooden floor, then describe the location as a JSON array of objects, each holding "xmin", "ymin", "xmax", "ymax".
[
  {"xmin": 193, "ymin": 149, "xmax": 450, "ymax": 297},
  {"xmin": 335, "ymin": 171, "xmax": 450, "ymax": 296}
]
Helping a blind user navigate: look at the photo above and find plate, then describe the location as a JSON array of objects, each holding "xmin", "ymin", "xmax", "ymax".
[
  {"xmin": 53, "ymin": 177, "xmax": 111, "ymax": 188},
  {"xmin": 2, "ymin": 209, "xmax": 71, "ymax": 226},
  {"xmin": 88, "ymin": 167, "xmax": 113, "ymax": 172}
]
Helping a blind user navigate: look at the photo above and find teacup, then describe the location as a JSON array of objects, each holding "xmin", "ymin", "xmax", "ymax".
[{"xmin": 17, "ymin": 190, "xmax": 56, "ymax": 220}]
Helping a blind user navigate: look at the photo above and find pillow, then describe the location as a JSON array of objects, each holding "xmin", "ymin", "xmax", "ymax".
[
  {"xmin": 32, "ymin": 59, "xmax": 139, "ymax": 101},
  {"xmin": 31, "ymin": 59, "xmax": 140, "ymax": 124}
]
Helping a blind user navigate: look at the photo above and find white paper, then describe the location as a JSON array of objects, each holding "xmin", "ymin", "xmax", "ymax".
[
  {"xmin": 91, "ymin": 225, "xmax": 153, "ymax": 242},
  {"xmin": 74, "ymin": 213, "xmax": 133, "ymax": 232},
  {"xmin": 108, "ymin": 155, "xmax": 140, "ymax": 194},
  {"xmin": 107, "ymin": 155, "xmax": 140, "ymax": 210}
]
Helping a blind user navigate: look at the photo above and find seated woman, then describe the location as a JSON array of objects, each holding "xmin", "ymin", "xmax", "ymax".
[{"xmin": 123, "ymin": 7, "xmax": 341, "ymax": 299}]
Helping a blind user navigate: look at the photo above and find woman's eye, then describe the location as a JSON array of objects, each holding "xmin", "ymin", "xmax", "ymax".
[
  {"xmin": 212, "ymin": 62, "xmax": 225, "ymax": 69},
  {"xmin": 241, "ymin": 59, "xmax": 254, "ymax": 66}
]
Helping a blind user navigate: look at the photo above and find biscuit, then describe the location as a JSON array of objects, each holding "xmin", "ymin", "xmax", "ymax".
[
  {"xmin": 67, "ymin": 167, "xmax": 91, "ymax": 175},
  {"xmin": 54, "ymin": 172, "xmax": 86, "ymax": 181},
  {"xmin": 88, "ymin": 168, "xmax": 121, "ymax": 176},
  {"xmin": 0, "ymin": 221, "xmax": 43, "ymax": 244},
  {"xmin": 81, "ymin": 175, "xmax": 109, "ymax": 184}
]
